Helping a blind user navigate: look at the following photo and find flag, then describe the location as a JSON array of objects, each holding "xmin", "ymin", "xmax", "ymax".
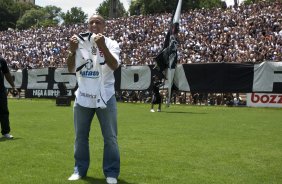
[{"xmin": 154, "ymin": 0, "xmax": 182, "ymax": 106}]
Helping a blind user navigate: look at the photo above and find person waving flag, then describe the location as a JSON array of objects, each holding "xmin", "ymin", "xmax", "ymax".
[{"xmin": 154, "ymin": 0, "xmax": 183, "ymax": 107}]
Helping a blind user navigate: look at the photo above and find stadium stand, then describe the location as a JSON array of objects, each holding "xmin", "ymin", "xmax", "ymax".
[
  {"xmin": 0, "ymin": 1, "xmax": 281, "ymax": 70},
  {"xmin": 1, "ymin": 1, "xmax": 281, "ymax": 105}
]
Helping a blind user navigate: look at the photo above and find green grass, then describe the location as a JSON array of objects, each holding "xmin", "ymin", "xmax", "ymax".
[{"xmin": 0, "ymin": 99, "xmax": 281, "ymax": 184}]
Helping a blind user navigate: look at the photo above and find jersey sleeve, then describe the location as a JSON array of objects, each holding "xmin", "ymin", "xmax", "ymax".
[{"xmin": 107, "ymin": 38, "xmax": 121, "ymax": 65}]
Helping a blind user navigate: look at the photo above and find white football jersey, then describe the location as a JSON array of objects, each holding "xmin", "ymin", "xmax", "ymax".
[{"xmin": 74, "ymin": 32, "xmax": 120, "ymax": 108}]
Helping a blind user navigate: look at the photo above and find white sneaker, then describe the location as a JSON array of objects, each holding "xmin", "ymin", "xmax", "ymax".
[
  {"xmin": 157, "ymin": 109, "xmax": 161, "ymax": 112},
  {"xmin": 150, "ymin": 109, "xmax": 155, "ymax": 112},
  {"xmin": 68, "ymin": 173, "xmax": 81, "ymax": 181},
  {"xmin": 106, "ymin": 177, "xmax": 117, "ymax": 184},
  {"xmin": 3, "ymin": 134, "xmax": 13, "ymax": 139}
]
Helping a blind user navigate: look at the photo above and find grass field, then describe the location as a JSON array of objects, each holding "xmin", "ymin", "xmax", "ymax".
[{"xmin": 0, "ymin": 99, "xmax": 281, "ymax": 184}]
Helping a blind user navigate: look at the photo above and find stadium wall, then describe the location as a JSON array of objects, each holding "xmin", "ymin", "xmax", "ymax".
[{"xmin": 5, "ymin": 61, "xmax": 282, "ymax": 98}]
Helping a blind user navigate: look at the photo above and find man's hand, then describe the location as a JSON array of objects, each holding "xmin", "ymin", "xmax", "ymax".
[
  {"xmin": 94, "ymin": 33, "xmax": 106, "ymax": 50},
  {"xmin": 10, "ymin": 87, "xmax": 18, "ymax": 97},
  {"xmin": 69, "ymin": 35, "xmax": 79, "ymax": 53},
  {"xmin": 93, "ymin": 33, "xmax": 119, "ymax": 70},
  {"xmin": 67, "ymin": 35, "xmax": 78, "ymax": 73}
]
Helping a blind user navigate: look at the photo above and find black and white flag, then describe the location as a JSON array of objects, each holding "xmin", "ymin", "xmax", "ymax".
[{"xmin": 154, "ymin": 0, "xmax": 183, "ymax": 106}]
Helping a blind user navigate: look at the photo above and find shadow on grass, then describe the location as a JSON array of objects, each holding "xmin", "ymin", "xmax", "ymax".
[
  {"xmin": 164, "ymin": 111, "xmax": 207, "ymax": 114},
  {"xmin": 0, "ymin": 137, "xmax": 21, "ymax": 142},
  {"xmin": 83, "ymin": 176, "xmax": 135, "ymax": 184},
  {"xmin": 0, "ymin": 137, "xmax": 6, "ymax": 142}
]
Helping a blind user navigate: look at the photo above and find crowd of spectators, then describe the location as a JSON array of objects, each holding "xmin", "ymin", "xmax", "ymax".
[
  {"xmin": 115, "ymin": 90, "xmax": 246, "ymax": 106},
  {"xmin": 0, "ymin": 1, "xmax": 281, "ymax": 70}
]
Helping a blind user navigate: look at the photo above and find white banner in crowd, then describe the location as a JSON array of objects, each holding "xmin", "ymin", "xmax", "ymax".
[
  {"xmin": 174, "ymin": 64, "xmax": 191, "ymax": 91},
  {"xmin": 247, "ymin": 93, "xmax": 282, "ymax": 108},
  {"xmin": 253, "ymin": 62, "xmax": 282, "ymax": 92},
  {"xmin": 120, "ymin": 65, "xmax": 151, "ymax": 90},
  {"xmin": 4, "ymin": 62, "xmax": 282, "ymax": 99}
]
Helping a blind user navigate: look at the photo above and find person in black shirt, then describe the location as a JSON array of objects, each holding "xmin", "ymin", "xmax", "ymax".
[
  {"xmin": 0, "ymin": 56, "xmax": 17, "ymax": 139},
  {"xmin": 150, "ymin": 75, "xmax": 164, "ymax": 112}
]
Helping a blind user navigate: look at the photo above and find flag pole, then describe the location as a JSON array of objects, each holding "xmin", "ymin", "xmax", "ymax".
[
  {"xmin": 166, "ymin": 0, "xmax": 182, "ymax": 107},
  {"xmin": 154, "ymin": 0, "xmax": 183, "ymax": 107}
]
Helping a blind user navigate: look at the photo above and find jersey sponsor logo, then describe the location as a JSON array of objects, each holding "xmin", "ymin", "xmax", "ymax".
[
  {"xmin": 78, "ymin": 59, "xmax": 100, "ymax": 78},
  {"xmin": 80, "ymin": 70, "xmax": 100, "ymax": 78},
  {"xmin": 79, "ymin": 91, "xmax": 97, "ymax": 99}
]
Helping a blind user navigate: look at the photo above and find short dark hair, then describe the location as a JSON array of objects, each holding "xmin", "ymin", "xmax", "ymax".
[{"xmin": 89, "ymin": 14, "xmax": 105, "ymax": 24}]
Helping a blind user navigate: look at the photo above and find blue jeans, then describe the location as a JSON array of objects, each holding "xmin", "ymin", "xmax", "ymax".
[{"xmin": 72, "ymin": 95, "xmax": 120, "ymax": 178}]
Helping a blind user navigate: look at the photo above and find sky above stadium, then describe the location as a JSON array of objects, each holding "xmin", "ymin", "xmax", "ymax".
[
  {"xmin": 35, "ymin": 0, "xmax": 131, "ymax": 18},
  {"xmin": 35, "ymin": 0, "xmax": 239, "ymax": 19}
]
